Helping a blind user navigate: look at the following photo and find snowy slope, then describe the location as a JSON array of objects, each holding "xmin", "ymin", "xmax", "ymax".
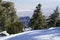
[{"xmin": 1, "ymin": 27, "xmax": 60, "ymax": 40}]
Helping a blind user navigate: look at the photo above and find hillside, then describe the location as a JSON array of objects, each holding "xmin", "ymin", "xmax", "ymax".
[{"xmin": 0, "ymin": 27, "xmax": 60, "ymax": 40}]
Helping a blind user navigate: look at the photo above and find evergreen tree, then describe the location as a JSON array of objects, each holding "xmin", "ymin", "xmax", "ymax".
[
  {"xmin": 29, "ymin": 4, "xmax": 46, "ymax": 30},
  {"xmin": 0, "ymin": 0, "xmax": 24, "ymax": 34},
  {"xmin": 56, "ymin": 20, "xmax": 60, "ymax": 27},
  {"xmin": 7, "ymin": 21, "xmax": 24, "ymax": 34},
  {"xmin": 0, "ymin": 0, "xmax": 2, "ymax": 3},
  {"xmin": 47, "ymin": 7, "xmax": 59, "ymax": 27}
]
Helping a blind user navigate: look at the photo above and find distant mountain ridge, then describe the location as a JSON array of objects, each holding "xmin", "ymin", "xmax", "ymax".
[
  {"xmin": 17, "ymin": 11, "xmax": 52, "ymax": 18},
  {"xmin": 19, "ymin": 16, "xmax": 30, "ymax": 28}
]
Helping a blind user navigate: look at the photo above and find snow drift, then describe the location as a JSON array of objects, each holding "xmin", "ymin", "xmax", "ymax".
[{"xmin": 0, "ymin": 27, "xmax": 60, "ymax": 40}]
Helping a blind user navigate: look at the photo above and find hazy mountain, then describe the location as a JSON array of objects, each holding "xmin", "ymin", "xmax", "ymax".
[
  {"xmin": 17, "ymin": 11, "xmax": 52, "ymax": 18},
  {"xmin": 17, "ymin": 11, "xmax": 33, "ymax": 17},
  {"xmin": 19, "ymin": 16, "xmax": 30, "ymax": 27}
]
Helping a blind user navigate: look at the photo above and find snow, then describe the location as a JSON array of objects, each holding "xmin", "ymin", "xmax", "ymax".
[
  {"xmin": 0, "ymin": 31, "xmax": 9, "ymax": 36},
  {"xmin": 49, "ymin": 27, "xmax": 60, "ymax": 29},
  {"xmin": 0, "ymin": 27, "xmax": 60, "ymax": 40},
  {"xmin": 24, "ymin": 27, "xmax": 32, "ymax": 31}
]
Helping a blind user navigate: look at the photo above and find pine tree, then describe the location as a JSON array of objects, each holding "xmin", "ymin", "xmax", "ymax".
[
  {"xmin": 0, "ymin": 0, "xmax": 24, "ymax": 34},
  {"xmin": 56, "ymin": 20, "xmax": 60, "ymax": 27},
  {"xmin": 29, "ymin": 4, "xmax": 46, "ymax": 30},
  {"xmin": 47, "ymin": 7, "xmax": 59, "ymax": 27},
  {"xmin": 0, "ymin": 0, "xmax": 2, "ymax": 3}
]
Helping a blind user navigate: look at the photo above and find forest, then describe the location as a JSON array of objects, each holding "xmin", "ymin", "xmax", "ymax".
[{"xmin": 0, "ymin": 0, "xmax": 60, "ymax": 34}]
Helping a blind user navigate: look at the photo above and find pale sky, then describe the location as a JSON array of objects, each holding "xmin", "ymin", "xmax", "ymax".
[{"xmin": 3, "ymin": 0, "xmax": 60, "ymax": 17}]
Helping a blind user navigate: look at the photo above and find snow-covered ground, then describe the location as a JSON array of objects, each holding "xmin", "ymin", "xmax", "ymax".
[{"xmin": 0, "ymin": 27, "xmax": 60, "ymax": 40}]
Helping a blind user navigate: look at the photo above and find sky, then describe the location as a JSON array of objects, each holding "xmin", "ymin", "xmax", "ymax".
[{"xmin": 3, "ymin": 0, "xmax": 60, "ymax": 17}]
